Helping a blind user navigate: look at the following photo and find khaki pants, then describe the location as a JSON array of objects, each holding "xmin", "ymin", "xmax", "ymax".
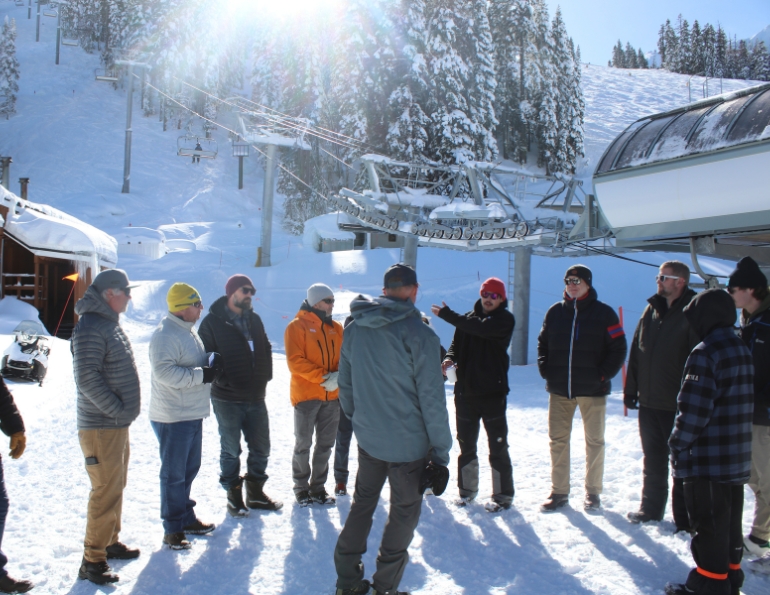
[
  {"xmin": 749, "ymin": 424, "xmax": 770, "ymax": 541},
  {"xmin": 79, "ymin": 428, "xmax": 130, "ymax": 563},
  {"xmin": 548, "ymin": 394, "xmax": 606, "ymax": 495}
]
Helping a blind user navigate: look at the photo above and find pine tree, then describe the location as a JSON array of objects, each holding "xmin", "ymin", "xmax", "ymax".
[
  {"xmin": 0, "ymin": 17, "xmax": 20, "ymax": 119},
  {"xmin": 564, "ymin": 41, "xmax": 585, "ymax": 173},
  {"xmin": 612, "ymin": 40, "xmax": 624, "ymax": 68},
  {"xmin": 386, "ymin": 0, "xmax": 431, "ymax": 162},
  {"xmin": 658, "ymin": 22, "xmax": 668, "ymax": 66},
  {"xmin": 625, "ymin": 42, "xmax": 638, "ymax": 68},
  {"xmin": 663, "ymin": 19, "xmax": 678, "ymax": 70},
  {"xmin": 424, "ymin": 0, "xmax": 475, "ymax": 165},
  {"xmin": 637, "ymin": 48, "xmax": 648, "ymax": 69},
  {"xmin": 690, "ymin": 20, "xmax": 704, "ymax": 74},
  {"xmin": 466, "ymin": 0, "xmax": 498, "ymax": 161},
  {"xmin": 750, "ymin": 41, "xmax": 770, "ymax": 81}
]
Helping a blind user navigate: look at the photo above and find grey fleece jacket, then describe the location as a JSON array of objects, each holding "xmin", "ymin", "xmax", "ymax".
[
  {"xmin": 149, "ymin": 313, "xmax": 210, "ymax": 424},
  {"xmin": 338, "ymin": 294, "xmax": 452, "ymax": 466},
  {"xmin": 71, "ymin": 286, "xmax": 141, "ymax": 430}
]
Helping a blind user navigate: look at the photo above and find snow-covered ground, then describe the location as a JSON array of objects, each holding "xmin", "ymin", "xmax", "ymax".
[{"xmin": 0, "ymin": 4, "xmax": 768, "ymax": 594}]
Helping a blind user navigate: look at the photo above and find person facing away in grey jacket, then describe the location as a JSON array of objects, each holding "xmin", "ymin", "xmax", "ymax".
[
  {"xmin": 149, "ymin": 283, "xmax": 221, "ymax": 552},
  {"xmin": 70, "ymin": 269, "xmax": 141, "ymax": 586},
  {"xmin": 333, "ymin": 264, "xmax": 452, "ymax": 595}
]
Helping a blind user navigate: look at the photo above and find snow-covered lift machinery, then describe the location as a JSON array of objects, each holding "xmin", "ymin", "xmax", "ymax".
[
  {"xmin": 592, "ymin": 82, "xmax": 770, "ymax": 285},
  {"xmin": 235, "ymin": 109, "xmax": 311, "ymax": 268}
]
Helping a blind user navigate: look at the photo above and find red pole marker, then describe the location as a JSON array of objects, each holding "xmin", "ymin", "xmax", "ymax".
[{"xmin": 619, "ymin": 306, "xmax": 628, "ymax": 417}]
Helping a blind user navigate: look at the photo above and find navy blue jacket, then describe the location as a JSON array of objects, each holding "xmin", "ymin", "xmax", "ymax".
[
  {"xmin": 669, "ymin": 290, "xmax": 754, "ymax": 483},
  {"xmin": 537, "ymin": 288, "xmax": 627, "ymax": 398}
]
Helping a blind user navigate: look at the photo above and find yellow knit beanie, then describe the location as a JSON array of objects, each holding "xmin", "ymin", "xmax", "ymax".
[{"xmin": 167, "ymin": 283, "xmax": 201, "ymax": 312}]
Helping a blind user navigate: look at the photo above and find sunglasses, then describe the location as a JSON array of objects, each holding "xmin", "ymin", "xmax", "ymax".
[
  {"xmin": 564, "ymin": 278, "xmax": 582, "ymax": 286},
  {"xmin": 481, "ymin": 292, "xmax": 502, "ymax": 300},
  {"xmin": 174, "ymin": 300, "xmax": 202, "ymax": 309},
  {"xmin": 120, "ymin": 287, "xmax": 131, "ymax": 296},
  {"xmin": 239, "ymin": 287, "xmax": 256, "ymax": 295},
  {"xmin": 727, "ymin": 287, "xmax": 744, "ymax": 295},
  {"xmin": 322, "ymin": 298, "xmax": 335, "ymax": 305},
  {"xmin": 655, "ymin": 274, "xmax": 680, "ymax": 282}
]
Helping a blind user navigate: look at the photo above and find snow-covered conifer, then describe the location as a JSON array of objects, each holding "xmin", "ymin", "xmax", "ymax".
[{"xmin": 0, "ymin": 17, "xmax": 20, "ymax": 119}]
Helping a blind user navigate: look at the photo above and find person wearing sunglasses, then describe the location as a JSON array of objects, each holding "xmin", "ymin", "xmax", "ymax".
[
  {"xmin": 624, "ymin": 261, "xmax": 698, "ymax": 530},
  {"xmin": 199, "ymin": 274, "xmax": 282, "ymax": 515},
  {"xmin": 729, "ymin": 256, "xmax": 770, "ymax": 561},
  {"xmin": 537, "ymin": 264, "xmax": 627, "ymax": 513},
  {"xmin": 71, "ymin": 269, "xmax": 141, "ymax": 585},
  {"xmin": 285, "ymin": 283, "xmax": 343, "ymax": 507},
  {"xmin": 149, "ymin": 283, "xmax": 220, "ymax": 551},
  {"xmin": 431, "ymin": 277, "xmax": 515, "ymax": 513}
]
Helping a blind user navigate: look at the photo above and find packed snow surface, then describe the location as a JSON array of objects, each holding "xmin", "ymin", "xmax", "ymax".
[{"xmin": 0, "ymin": 5, "xmax": 767, "ymax": 594}]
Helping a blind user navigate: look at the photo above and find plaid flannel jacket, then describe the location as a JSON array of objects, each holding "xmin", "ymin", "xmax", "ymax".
[{"xmin": 669, "ymin": 326, "xmax": 754, "ymax": 483}]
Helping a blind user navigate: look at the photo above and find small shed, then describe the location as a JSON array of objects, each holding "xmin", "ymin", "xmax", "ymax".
[
  {"xmin": 0, "ymin": 186, "xmax": 118, "ymax": 337},
  {"xmin": 303, "ymin": 213, "xmax": 356, "ymax": 253},
  {"xmin": 116, "ymin": 227, "xmax": 166, "ymax": 260}
]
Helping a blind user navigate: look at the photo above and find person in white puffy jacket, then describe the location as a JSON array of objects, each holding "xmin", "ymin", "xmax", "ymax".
[{"xmin": 149, "ymin": 283, "xmax": 220, "ymax": 551}]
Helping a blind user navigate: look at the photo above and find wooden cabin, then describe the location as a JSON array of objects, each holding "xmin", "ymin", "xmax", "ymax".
[{"xmin": 0, "ymin": 190, "xmax": 118, "ymax": 338}]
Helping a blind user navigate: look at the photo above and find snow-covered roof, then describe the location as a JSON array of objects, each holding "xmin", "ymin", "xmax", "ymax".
[
  {"xmin": 595, "ymin": 82, "xmax": 770, "ymax": 175},
  {"xmin": 303, "ymin": 213, "xmax": 356, "ymax": 249},
  {"xmin": 0, "ymin": 186, "xmax": 118, "ymax": 267}
]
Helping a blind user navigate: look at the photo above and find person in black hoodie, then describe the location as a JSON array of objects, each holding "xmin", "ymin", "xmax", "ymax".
[
  {"xmin": 624, "ymin": 261, "xmax": 699, "ymax": 528},
  {"xmin": 666, "ymin": 289, "xmax": 753, "ymax": 595},
  {"xmin": 432, "ymin": 277, "xmax": 515, "ymax": 512},
  {"xmin": 729, "ymin": 256, "xmax": 770, "ymax": 559},
  {"xmin": 198, "ymin": 274, "xmax": 282, "ymax": 514},
  {"xmin": 537, "ymin": 265, "xmax": 627, "ymax": 512},
  {"xmin": 0, "ymin": 378, "xmax": 32, "ymax": 594}
]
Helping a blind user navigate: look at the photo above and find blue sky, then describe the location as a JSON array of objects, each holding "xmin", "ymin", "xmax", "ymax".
[{"xmin": 554, "ymin": 0, "xmax": 770, "ymax": 65}]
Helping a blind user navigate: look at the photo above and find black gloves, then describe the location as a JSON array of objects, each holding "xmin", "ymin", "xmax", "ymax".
[
  {"xmin": 624, "ymin": 394, "xmax": 639, "ymax": 410},
  {"xmin": 202, "ymin": 367, "xmax": 217, "ymax": 384},
  {"xmin": 202, "ymin": 352, "xmax": 224, "ymax": 384},
  {"xmin": 420, "ymin": 462, "xmax": 450, "ymax": 496}
]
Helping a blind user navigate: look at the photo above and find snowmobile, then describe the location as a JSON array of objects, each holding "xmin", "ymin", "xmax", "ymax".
[{"xmin": 1, "ymin": 320, "xmax": 50, "ymax": 386}]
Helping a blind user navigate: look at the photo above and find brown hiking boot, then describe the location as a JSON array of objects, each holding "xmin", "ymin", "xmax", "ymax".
[
  {"xmin": 105, "ymin": 541, "xmax": 140, "ymax": 560},
  {"xmin": 163, "ymin": 532, "xmax": 191, "ymax": 550},
  {"xmin": 0, "ymin": 575, "xmax": 33, "ymax": 593},
  {"xmin": 540, "ymin": 493, "xmax": 569, "ymax": 512}
]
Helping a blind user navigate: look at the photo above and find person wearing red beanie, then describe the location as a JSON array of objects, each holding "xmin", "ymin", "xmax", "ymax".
[{"xmin": 431, "ymin": 278, "xmax": 515, "ymax": 512}]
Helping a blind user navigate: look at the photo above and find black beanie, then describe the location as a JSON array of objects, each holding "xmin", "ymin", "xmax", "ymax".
[
  {"xmin": 565, "ymin": 264, "xmax": 592, "ymax": 287},
  {"xmin": 728, "ymin": 256, "xmax": 768, "ymax": 290}
]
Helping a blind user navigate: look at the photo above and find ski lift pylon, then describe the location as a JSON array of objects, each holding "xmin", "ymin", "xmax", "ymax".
[{"xmin": 177, "ymin": 135, "xmax": 217, "ymax": 159}]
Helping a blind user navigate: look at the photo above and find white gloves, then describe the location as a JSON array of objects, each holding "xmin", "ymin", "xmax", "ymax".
[{"xmin": 321, "ymin": 371, "xmax": 339, "ymax": 392}]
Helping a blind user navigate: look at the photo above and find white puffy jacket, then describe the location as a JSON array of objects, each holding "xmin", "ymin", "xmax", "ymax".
[{"xmin": 149, "ymin": 313, "xmax": 210, "ymax": 423}]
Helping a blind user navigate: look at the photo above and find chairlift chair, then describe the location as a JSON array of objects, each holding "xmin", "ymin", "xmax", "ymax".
[
  {"xmin": 61, "ymin": 35, "xmax": 79, "ymax": 47},
  {"xmin": 14, "ymin": 0, "xmax": 24, "ymax": 7},
  {"xmin": 94, "ymin": 68, "xmax": 118, "ymax": 82},
  {"xmin": 43, "ymin": 10, "xmax": 57, "ymax": 17},
  {"xmin": 177, "ymin": 135, "xmax": 217, "ymax": 159}
]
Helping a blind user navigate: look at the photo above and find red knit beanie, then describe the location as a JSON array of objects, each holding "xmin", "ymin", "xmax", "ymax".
[
  {"xmin": 480, "ymin": 277, "xmax": 506, "ymax": 299},
  {"xmin": 225, "ymin": 274, "xmax": 255, "ymax": 298}
]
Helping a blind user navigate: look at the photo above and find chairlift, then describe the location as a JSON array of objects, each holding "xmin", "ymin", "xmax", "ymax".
[
  {"xmin": 43, "ymin": 10, "xmax": 57, "ymax": 17},
  {"xmin": 61, "ymin": 34, "xmax": 79, "ymax": 47},
  {"xmin": 94, "ymin": 68, "xmax": 118, "ymax": 82},
  {"xmin": 177, "ymin": 135, "xmax": 217, "ymax": 159},
  {"xmin": 14, "ymin": 0, "xmax": 24, "ymax": 7}
]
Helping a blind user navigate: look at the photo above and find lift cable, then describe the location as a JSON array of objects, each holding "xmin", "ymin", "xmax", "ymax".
[
  {"xmin": 171, "ymin": 76, "xmax": 367, "ymax": 154},
  {"xmin": 140, "ymin": 75, "xmax": 334, "ymax": 205}
]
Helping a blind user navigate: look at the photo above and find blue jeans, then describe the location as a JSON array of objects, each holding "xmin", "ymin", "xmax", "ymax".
[
  {"xmin": 212, "ymin": 399, "xmax": 270, "ymax": 489},
  {"xmin": 0, "ymin": 458, "xmax": 9, "ymax": 578},
  {"xmin": 334, "ymin": 410, "xmax": 354, "ymax": 485},
  {"xmin": 151, "ymin": 420, "xmax": 202, "ymax": 534}
]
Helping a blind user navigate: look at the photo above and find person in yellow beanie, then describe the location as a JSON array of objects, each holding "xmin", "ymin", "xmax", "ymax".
[{"xmin": 149, "ymin": 283, "xmax": 220, "ymax": 550}]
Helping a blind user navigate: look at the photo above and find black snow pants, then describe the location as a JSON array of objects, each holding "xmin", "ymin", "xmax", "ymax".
[
  {"xmin": 455, "ymin": 393, "xmax": 514, "ymax": 505},
  {"xmin": 682, "ymin": 478, "xmax": 744, "ymax": 595},
  {"xmin": 639, "ymin": 406, "xmax": 690, "ymax": 530}
]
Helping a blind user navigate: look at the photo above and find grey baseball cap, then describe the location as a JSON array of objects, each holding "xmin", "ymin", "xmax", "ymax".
[{"xmin": 92, "ymin": 269, "xmax": 139, "ymax": 293}]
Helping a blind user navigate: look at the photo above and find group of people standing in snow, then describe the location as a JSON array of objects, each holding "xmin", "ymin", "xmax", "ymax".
[{"xmin": 0, "ymin": 252, "xmax": 766, "ymax": 595}]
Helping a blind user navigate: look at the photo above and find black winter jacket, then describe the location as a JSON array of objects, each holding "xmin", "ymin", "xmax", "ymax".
[
  {"xmin": 198, "ymin": 296, "xmax": 272, "ymax": 402},
  {"xmin": 625, "ymin": 289, "xmax": 699, "ymax": 412},
  {"xmin": 441, "ymin": 299, "xmax": 514, "ymax": 398},
  {"xmin": 0, "ymin": 378, "xmax": 24, "ymax": 442},
  {"xmin": 537, "ymin": 288, "xmax": 627, "ymax": 398},
  {"xmin": 739, "ymin": 293, "xmax": 770, "ymax": 426}
]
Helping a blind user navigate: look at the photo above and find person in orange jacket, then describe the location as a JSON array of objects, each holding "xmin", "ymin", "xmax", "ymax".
[{"xmin": 285, "ymin": 283, "xmax": 343, "ymax": 506}]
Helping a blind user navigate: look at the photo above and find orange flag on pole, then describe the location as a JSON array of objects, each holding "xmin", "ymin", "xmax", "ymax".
[{"xmin": 63, "ymin": 273, "xmax": 79, "ymax": 282}]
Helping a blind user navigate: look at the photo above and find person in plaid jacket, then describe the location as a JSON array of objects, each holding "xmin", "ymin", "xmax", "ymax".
[{"xmin": 667, "ymin": 289, "xmax": 754, "ymax": 595}]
